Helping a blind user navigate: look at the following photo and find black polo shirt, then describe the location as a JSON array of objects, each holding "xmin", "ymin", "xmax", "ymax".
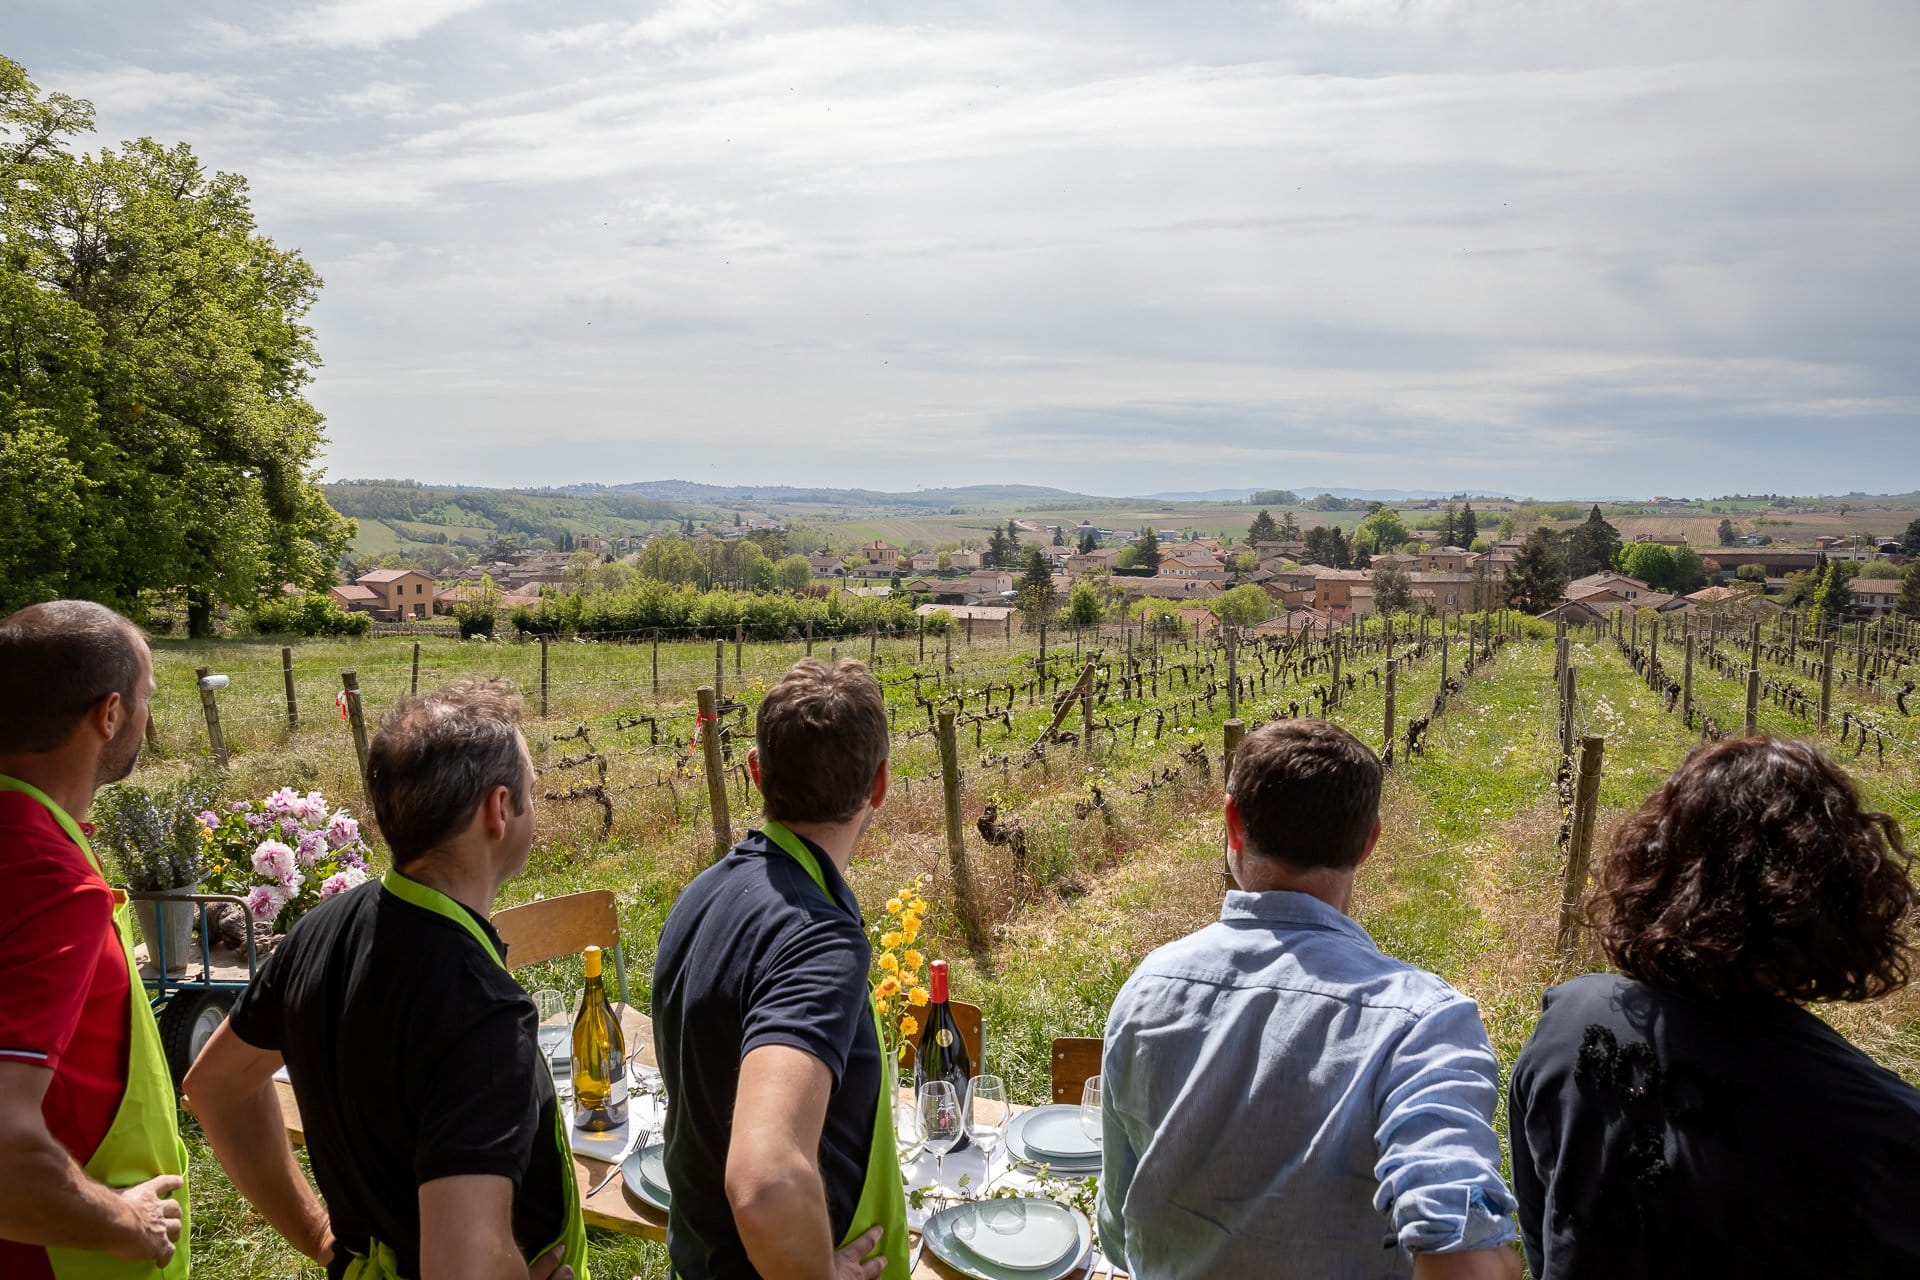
[
  {"xmin": 228, "ymin": 880, "xmax": 567, "ymax": 1279},
  {"xmin": 655, "ymin": 829, "xmax": 880, "ymax": 1280}
]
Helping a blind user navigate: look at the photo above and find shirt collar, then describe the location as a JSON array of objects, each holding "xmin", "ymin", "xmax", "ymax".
[
  {"xmin": 737, "ymin": 827, "xmax": 862, "ymax": 919},
  {"xmin": 1220, "ymin": 889, "xmax": 1377, "ymax": 949}
]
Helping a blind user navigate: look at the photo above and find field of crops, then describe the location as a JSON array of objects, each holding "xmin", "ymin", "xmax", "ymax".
[{"xmin": 127, "ymin": 610, "xmax": 1920, "ymax": 1279}]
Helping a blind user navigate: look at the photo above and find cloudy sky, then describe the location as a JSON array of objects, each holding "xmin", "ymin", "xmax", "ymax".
[{"xmin": 12, "ymin": 0, "xmax": 1920, "ymax": 498}]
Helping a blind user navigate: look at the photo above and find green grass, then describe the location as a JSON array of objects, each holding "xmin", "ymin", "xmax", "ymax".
[{"xmin": 117, "ymin": 620, "xmax": 1919, "ymax": 1278}]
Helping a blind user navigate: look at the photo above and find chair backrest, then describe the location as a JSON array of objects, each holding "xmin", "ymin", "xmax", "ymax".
[
  {"xmin": 494, "ymin": 890, "xmax": 621, "ymax": 971},
  {"xmin": 1050, "ymin": 1036, "xmax": 1103, "ymax": 1104},
  {"xmin": 901, "ymin": 999, "xmax": 985, "ymax": 1076}
]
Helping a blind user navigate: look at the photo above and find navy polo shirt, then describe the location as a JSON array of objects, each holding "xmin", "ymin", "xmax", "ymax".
[{"xmin": 654, "ymin": 829, "xmax": 880, "ymax": 1280}]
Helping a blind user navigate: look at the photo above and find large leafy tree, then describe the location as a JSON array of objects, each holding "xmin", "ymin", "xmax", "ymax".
[
  {"xmin": 1016, "ymin": 548, "xmax": 1054, "ymax": 626},
  {"xmin": 1247, "ymin": 509, "xmax": 1279, "ymax": 543},
  {"xmin": 1504, "ymin": 528, "xmax": 1568, "ymax": 613},
  {"xmin": 1135, "ymin": 527, "xmax": 1161, "ymax": 571},
  {"xmin": 1212, "ymin": 583, "xmax": 1271, "ymax": 627},
  {"xmin": 1897, "ymin": 560, "xmax": 1920, "ymax": 620},
  {"xmin": 1457, "ymin": 502, "xmax": 1478, "ymax": 546},
  {"xmin": 1372, "ymin": 563, "xmax": 1414, "ymax": 615},
  {"xmin": 1, "ymin": 58, "xmax": 351, "ymax": 628},
  {"xmin": 1565, "ymin": 505, "xmax": 1623, "ymax": 578}
]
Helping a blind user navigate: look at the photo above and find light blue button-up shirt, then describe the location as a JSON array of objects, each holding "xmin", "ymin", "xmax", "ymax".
[{"xmin": 1098, "ymin": 889, "xmax": 1517, "ymax": 1279}]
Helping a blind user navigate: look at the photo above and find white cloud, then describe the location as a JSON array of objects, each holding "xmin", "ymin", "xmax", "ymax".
[{"xmin": 239, "ymin": 0, "xmax": 498, "ymax": 49}]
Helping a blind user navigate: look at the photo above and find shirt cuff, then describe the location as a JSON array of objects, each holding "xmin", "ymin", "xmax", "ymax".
[{"xmin": 1394, "ymin": 1183, "xmax": 1519, "ymax": 1254}]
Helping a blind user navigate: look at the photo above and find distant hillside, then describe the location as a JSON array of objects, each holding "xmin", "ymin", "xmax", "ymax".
[
  {"xmin": 568, "ymin": 480, "xmax": 1094, "ymax": 511},
  {"xmin": 1137, "ymin": 486, "xmax": 1524, "ymax": 503},
  {"xmin": 326, "ymin": 481, "xmax": 681, "ymax": 562}
]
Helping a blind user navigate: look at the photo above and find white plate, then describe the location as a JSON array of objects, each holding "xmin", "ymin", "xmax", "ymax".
[
  {"xmin": 950, "ymin": 1199, "xmax": 1083, "ymax": 1272},
  {"xmin": 622, "ymin": 1143, "xmax": 670, "ymax": 1211},
  {"xmin": 1017, "ymin": 1108, "xmax": 1100, "ymax": 1161},
  {"xmin": 922, "ymin": 1199, "xmax": 1091, "ymax": 1280}
]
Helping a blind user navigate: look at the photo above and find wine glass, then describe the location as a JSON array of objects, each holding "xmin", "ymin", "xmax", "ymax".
[
  {"xmin": 1080, "ymin": 1075, "xmax": 1103, "ymax": 1149},
  {"xmin": 917, "ymin": 1080, "xmax": 964, "ymax": 1181},
  {"xmin": 968, "ymin": 1074, "xmax": 1009, "ymax": 1191},
  {"xmin": 533, "ymin": 988, "xmax": 573, "ymax": 1103}
]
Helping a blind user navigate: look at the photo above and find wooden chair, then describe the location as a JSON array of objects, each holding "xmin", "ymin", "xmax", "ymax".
[
  {"xmin": 494, "ymin": 889, "xmax": 629, "ymax": 1007},
  {"xmin": 900, "ymin": 999, "xmax": 985, "ymax": 1075},
  {"xmin": 1050, "ymin": 1037, "xmax": 1103, "ymax": 1105}
]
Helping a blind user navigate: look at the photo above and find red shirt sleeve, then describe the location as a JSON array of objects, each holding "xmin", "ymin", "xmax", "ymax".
[{"xmin": 0, "ymin": 837, "xmax": 114, "ymax": 1072}]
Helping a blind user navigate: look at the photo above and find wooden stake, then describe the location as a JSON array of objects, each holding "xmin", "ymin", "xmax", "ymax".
[
  {"xmin": 282, "ymin": 646, "xmax": 298, "ymax": 729},
  {"xmin": 715, "ymin": 639, "xmax": 726, "ymax": 704},
  {"xmin": 1383, "ymin": 658, "xmax": 1397, "ymax": 762},
  {"xmin": 1683, "ymin": 635, "xmax": 1694, "ymax": 721},
  {"xmin": 1557, "ymin": 734, "xmax": 1606, "ymax": 953},
  {"xmin": 936, "ymin": 708, "xmax": 986, "ymax": 947},
  {"xmin": 341, "ymin": 671, "xmax": 370, "ymax": 795},
  {"xmin": 195, "ymin": 667, "xmax": 228, "ymax": 770},
  {"xmin": 1819, "ymin": 637, "xmax": 1835, "ymax": 731},
  {"xmin": 651, "ymin": 633, "xmax": 660, "ymax": 696},
  {"xmin": 1745, "ymin": 668, "xmax": 1760, "ymax": 735},
  {"xmin": 410, "ymin": 641, "xmax": 420, "ymax": 696},
  {"xmin": 696, "ymin": 685, "xmax": 732, "ymax": 861}
]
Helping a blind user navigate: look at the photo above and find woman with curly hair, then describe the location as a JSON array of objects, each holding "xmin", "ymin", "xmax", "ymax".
[{"xmin": 1507, "ymin": 735, "xmax": 1920, "ymax": 1278}]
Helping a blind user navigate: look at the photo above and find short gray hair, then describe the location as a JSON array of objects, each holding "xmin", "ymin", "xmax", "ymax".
[{"xmin": 366, "ymin": 678, "xmax": 530, "ymax": 865}]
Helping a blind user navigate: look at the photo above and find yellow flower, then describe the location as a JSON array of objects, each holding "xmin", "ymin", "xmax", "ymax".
[
  {"xmin": 903, "ymin": 949, "xmax": 924, "ymax": 970},
  {"xmin": 910, "ymin": 897, "xmax": 928, "ymax": 915},
  {"xmin": 876, "ymin": 976, "xmax": 901, "ymax": 999},
  {"xmin": 899, "ymin": 1014, "xmax": 920, "ymax": 1039},
  {"xmin": 901, "ymin": 911, "xmax": 922, "ymax": 933},
  {"xmin": 907, "ymin": 986, "xmax": 929, "ymax": 1008},
  {"xmin": 878, "ymin": 953, "xmax": 899, "ymax": 973},
  {"xmin": 876, "ymin": 998, "xmax": 890, "ymax": 1014},
  {"xmin": 881, "ymin": 930, "xmax": 904, "ymax": 948},
  {"xmin": 901, "ymin": 969, "xmax": 919, "ymax": 988},
  {"xmin": 886, "ymin": 897, "xmax": 903, "ymax": 914}
]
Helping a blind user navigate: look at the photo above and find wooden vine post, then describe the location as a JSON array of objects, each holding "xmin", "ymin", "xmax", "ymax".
[
  {"xmin": 651, "ymin": 632, "xmax": 660, "ymax": 695},
  {"xmin": 281, "ymin": 647, "xmax": 298, "ymax": 730},
  {"xmin": 1683, "ymin": 635, "xmax": 1695, "ymax": 722},
  {"xmin": 195, "ymin": 667, "xmax": 229, "ymax": 770},
  {"xmin": 1560, "ymin": 665, "xmax": 1577, "ymax": 760},
  {"xmin": 936, "ymin": 708, "xmax": 987, "ymax": 947},
  {"xmin": 714, "ymin": 639, "xmax": 725, "ymax": 704},
  {"xmin": 1383, "ymin": 659, "xmax": 1398, "ymax": 764},
  {"xmin": 411, "ymin": 642, "xmax": 421, "ymax": 696},
  {"xmin": 1557, "ymin": 734, "xmax": 1606, "ymax": 954},
  {"xmin": 539, "ymin": 637, "xmax": 550, "ymax": 719},
  {"xmin": 1226, "ymin": 626, "xmax": 1239, "ymax": 718},
  {"xmin": 696, "ymin": 685, "xmax": 732, "ymax": 861},
  {"xmin": 1745, "ymin": 667, "xmax": 1760, "ymax": 736},
  {"xmin": 1819, "ymin": 637, "xmax": 1835, "ymax": 732},
  {"xmin": 736, "ymin": 624, "xmax": 745, "ymax": 675},
  {"xmin": 341, "ymin": 671, "xmax": 370, "ymax": 796}
]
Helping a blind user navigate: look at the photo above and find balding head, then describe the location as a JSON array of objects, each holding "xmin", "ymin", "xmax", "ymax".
[{"xmin": 0, "ymin": 601, "xmax": 149, "ymax": 758}]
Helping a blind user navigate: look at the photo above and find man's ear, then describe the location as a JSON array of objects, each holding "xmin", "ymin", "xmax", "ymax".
[
  {"xmin": 1224, "ymin": 794, "xmax": 1245, "ymax": 853},
  {"xmin": 747, "ymin": 747, "xmax": 764, "ymax": 795},
  {"xmin": 1356, "ymin": 820, "xmax": 1383, "ymax": 867},
  {"xmin": 88, "ymin": 690, "xmax": 124, "ymax": 745},
  {"xmin": 868, "ymin": 758, "xmax": 889, "ymax": 811}
]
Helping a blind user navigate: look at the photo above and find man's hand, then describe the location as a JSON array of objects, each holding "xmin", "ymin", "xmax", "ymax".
[
  {"xmin": 528, "ymin": 1243, "xmax": 573, "ymax": 1280},
  {"xmin": 107, "ymin": 1174, "xmax": 183, "ymax": 1265},
  {"xmin": 834, "ymin": 1225, "xmax": 885, "ymax": 1280}
]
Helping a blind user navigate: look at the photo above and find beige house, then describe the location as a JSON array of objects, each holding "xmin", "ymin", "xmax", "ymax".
[
  {"xmin": 1418, "ymin": 546, "xmax": 1477, "ymax": 573},
  {"xmin": 350, "ymin": 568, "xmax": 436, "ymax": 619},
  {"xmin": 1565, "ymin": 572, "xmax": 1651, "ymax": 603},
  {"xmin": 862, "ymin": 540, "xmax": 900, "ymax": 568},
  {"xmin": 1158, "ymin": 551, "xmax": 1227, "ymax": 583},
  {"xmin": 1851, "ymin": 579, "xmax": 1903, "ymax": 618},
  {"xmin": 948, "ymin": 550, "xmax": 984, "ymax": 572},
  {"xmin": 1309, "ymin": 568, "xmax": 1372, "ymax": 616},
  {"xmin": 1067, "ymin": 547, "xmax": 1126, "ymax": 576},
  {"xmin": 908, "ymin": 552, "xmax": 940, "ymax": 573}
]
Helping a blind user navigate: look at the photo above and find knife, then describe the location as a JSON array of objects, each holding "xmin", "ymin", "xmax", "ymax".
[{"xmin": 907, "ymin": 1235, "xmax": 924, "ymax": 1273}]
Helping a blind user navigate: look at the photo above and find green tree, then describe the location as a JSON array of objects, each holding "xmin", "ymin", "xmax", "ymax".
[
  {"xmin": 1736, "ymin": 564, "xmax": 1769, "ymax": 584},
  {"xmin": 1458, "ymin": 502, "xmax": 1478, "ymax": 546},
  {"xmin": 771, "ymin": 554, "xmax": 813, "ymax": 593},
  {"xmin": 1135, "ymin": 527, "xmax": 1161, "ymax": 571},
  {"xmin": 1016, "ymin": 548, "xmax": 1054, "ymax": 627},
  {"xmin": 1247, "ymin": 509, "xmax": 1279, "ymax": 543},
  {"xmin": 1503, "ymin": 528, "xmax": 1568, "ymax": 613},
  {"xmin": 1065, "ymin": 581, "xmax": 1104, "ymax": 627},
  {"xmin": 1003, "ymin": 520, "xmax": 1021, "ymax": 561},
  {"xmin": 1616, "ymin": 542, "xmax": 1677, "ymax": 591},
  {"xmin": 1051, "ymin": 525, "xmax": 1065, "ymax": 547},
  {"xmin": 985, "ymin": 526, "xmax": 1008, "ymax": 567},
  {"xmin": 1809, "ymin": 564, "xmax": 1836, "ymax": 634},
  {"xmin": 1897, "ymin": 560, "xmax": 1920, "ymax": 619},
  {"xmin": 1212, "ymin": 583, "xmax": 1271, "ymax": 627},
  {"xmin": 1668, "ymin": 545, "xmax": 1709, "ymax": 594},
  {"xmin": 1279, "ymin": 510, "xmax": 1300, "ymax": 540},
  {"xmin": 1357, "ymin": 507, "xmax": 1410, "ymax": 552},
  {"xmin": 1077, "ymin": 529, "xmax": 1099, "ymax": 554},
  {"xmin": 1565, "ymin": 505, "xmax": 1623, "ymax": 579},
  {"xmin": 1372, "ymin": 563, "xmax": 1414, "ymax": 616},
  {"xmin": 635, "ymin": 537, "xmax": 710, "ymax": 588},
  {"xmin": 1438, "ymin": 503, "xmax": 1458, "ymax": 547},
  {"xmin": 1718, "ymin": 518, "xmax": 1739, "ymax": 547},
  {"xmin": 1, "ymin": 58, "xmax": 351, "ymax": 630}
]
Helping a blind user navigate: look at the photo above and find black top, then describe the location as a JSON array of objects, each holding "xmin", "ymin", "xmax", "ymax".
[
  {"xmin": 229, "ymin": 880, "xmax": 566, "ymax": 1280},
  {"xmin": 1508, "ymin": 973, "xmax": 1920, "ymax": 1279},
  {"xmin": 654, "ymin": 829, "xmax": 879, "ymax": 1280}
]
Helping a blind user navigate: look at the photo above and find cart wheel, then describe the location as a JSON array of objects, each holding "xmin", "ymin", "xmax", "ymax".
[{"xmin": 158, "ymin": 990, "xmax": 236, "ymax": 1087}]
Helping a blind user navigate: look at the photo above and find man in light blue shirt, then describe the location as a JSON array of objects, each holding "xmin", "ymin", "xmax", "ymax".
[{"xmin": 1099, "ymin": 719, "xmax": 1519, "ymax": 1280}]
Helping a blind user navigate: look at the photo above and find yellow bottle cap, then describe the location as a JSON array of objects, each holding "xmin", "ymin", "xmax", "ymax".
[{"xmin": 582, "ymin": 945, "xmax": 603, "ymax": 978}]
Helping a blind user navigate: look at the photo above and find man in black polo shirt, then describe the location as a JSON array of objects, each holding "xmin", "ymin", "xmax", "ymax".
[
  {"xmin": 656, "ymin": 658, "xmax": 906, "ymax": 1280},
  {"xmin": 185, "ymin": 679, "xmax": 579, "ymax": 1280}
]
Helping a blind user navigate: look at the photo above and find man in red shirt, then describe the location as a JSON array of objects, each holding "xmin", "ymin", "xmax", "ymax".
[{"xmin": 0, "ymin": 600, "xmax": 186, "ymax": 1278}]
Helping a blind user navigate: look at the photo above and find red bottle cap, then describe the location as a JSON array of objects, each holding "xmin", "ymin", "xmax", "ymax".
[{"xmin": 928, "ymin": 959, "xmax": 949, "ymax": 1004}]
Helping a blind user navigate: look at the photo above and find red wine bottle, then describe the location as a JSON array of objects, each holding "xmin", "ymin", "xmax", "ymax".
[{"xmin": 912, "ymin": 959, "xmax": 972, "ymax": 1152}]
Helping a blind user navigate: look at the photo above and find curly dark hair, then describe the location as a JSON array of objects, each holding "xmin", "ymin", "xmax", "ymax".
[{"xmin": 1593, "ymin": 736, "xmax": 1916, "ymax": 1004}]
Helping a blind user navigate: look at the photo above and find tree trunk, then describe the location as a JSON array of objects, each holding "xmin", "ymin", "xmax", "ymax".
[{"xmin": 187, "ymin": 593, "xmax": 214, "ymax": 639}]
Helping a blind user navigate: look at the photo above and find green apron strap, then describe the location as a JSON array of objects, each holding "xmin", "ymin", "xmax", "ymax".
[
  {"xmin": 0, "ymin": 776, "xmax": 191, "ymax": 1280},
  {"xmin": 757, "ymin": 824, "xmax": 911, "ymax": 1280},
  {"xmin": 373, "ymin": 872, "xmax": 591, "ymax": 1280}
]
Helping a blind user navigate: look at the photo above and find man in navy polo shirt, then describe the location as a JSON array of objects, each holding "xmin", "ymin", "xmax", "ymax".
[{"xmin": 655, "ymin": 658, "xmax": 905, "ymax": 1280}]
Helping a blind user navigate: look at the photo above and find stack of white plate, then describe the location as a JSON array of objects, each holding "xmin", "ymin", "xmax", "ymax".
[
  {"xmin": 921, "ymin": 1198, "xmax": 1091, "ymax": 1280},
  {"xmin": 621, "ymin": 1143, "xmax": 671, "ymax": 1211},
  {"xmin": 1004, "ymin": 1106, "xmax": 1103, "ymax": 1177}
]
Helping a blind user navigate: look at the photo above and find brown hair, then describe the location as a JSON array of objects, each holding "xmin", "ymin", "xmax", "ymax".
[
  {"xmin": 0, "ymin": 601, "xmax": 145, "ymax": 754},
  {"xmin": 754, "ymin": 659, "xmax": 888, "ymax": 824},
  {"xmin": 1227, "ymin": 718, "xmax": 1381, "ymax": 871},
  {"xmin": 1594, "ymin": 736, "xmax": 1916, "ymax": 1004},
  {"xmin": 366, "ymin": 678, "xmax": 531, "ymax": 867}
]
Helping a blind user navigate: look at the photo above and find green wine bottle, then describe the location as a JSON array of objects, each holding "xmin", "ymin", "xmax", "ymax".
[{"xmin": 571, "ymin": 945, "xmax": 629, "ymax": 1131}]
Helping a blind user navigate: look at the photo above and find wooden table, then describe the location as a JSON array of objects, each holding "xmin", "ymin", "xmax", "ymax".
[{"xmin": 274, "ymin": 1009, "xmax": 1125, "ymax": 1278}]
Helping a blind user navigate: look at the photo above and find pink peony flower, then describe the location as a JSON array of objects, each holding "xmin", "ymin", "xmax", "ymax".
[
  {"xmin": 297, "ymin": 791, "xmax": 329, "ymax": 822},
  {"xmin": 325, "ymin": 812, "xmax": 361, "ymax": 848},
  {"xmin": 244, "ymin": 884, "xmax": 288, "ymax": 923},
  {"xmin": 338, "ymin": 846, "xmax": 369, "ymax": 872},
  {"xmin": 319, "ymin": 866, "xmax": 368, "ymax": 897},
  {"xmin": 295, "ymin": 830, "xmax": 327, "ymax": 867},
  {"xmin": 266, "ymin": 787, "xmax": 302, "ymax": 817},
  {"xmin": 252, "ymin": 840, "xmax": 297, "ymax": 882}
]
